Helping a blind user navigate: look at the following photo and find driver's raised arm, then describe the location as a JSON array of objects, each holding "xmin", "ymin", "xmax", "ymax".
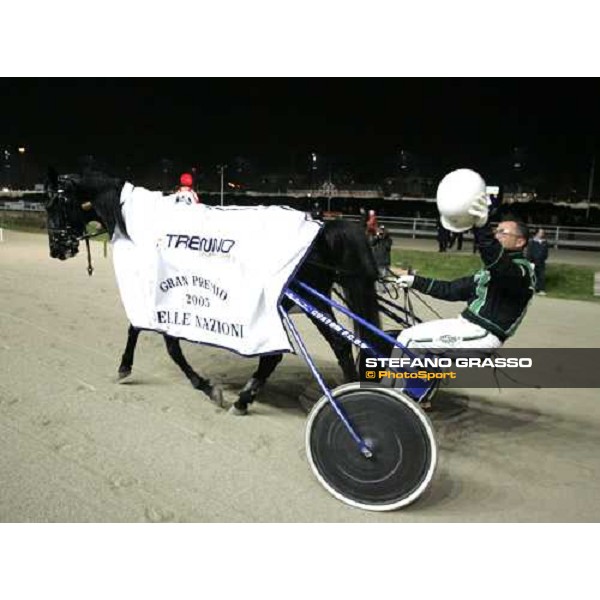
[
  {"xmin": 473, "ymin": 223, "xmax": 504, "ymax": 267},
  {"xmin": 473, "ymin": 220, "xmax": 526, "ymax": 281}
]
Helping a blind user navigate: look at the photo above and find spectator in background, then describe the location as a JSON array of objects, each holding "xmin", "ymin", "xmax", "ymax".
[
  {"xmin": 448, "ymin": 231, "xmax": 464, "ymax": 251},
  {"xmin": 436, "ymin": 218, "xmax": 449, "ymax": 252},
  {"xmin": 311, "ymin": 202, "xmax": 323, "ymax": 220},
  {"xmin": 359, "ymin": 207, "xmax": 368, "ymax": 230},
  {"xmin": 175, "ymin": 172, "xmax": 201, "ymax": 205},
  {"xmin": 370, "ymin": 225, "xmax": 393, "ymax": 277},
  {"xmin": 366, "ymin": 209, "xmax": 379, "ymax": 237},
  {"xmin": 527, "ymin": 228, "xmax": 549, "ymax": 295}
]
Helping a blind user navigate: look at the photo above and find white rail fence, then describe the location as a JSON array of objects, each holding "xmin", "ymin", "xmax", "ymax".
[{"xmin": 2, "ymin": 204, "xmax": 600, "ymax": 250}]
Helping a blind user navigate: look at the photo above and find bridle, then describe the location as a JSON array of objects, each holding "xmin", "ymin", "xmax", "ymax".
[{"xmin": 46, "ymin": 183, "xmax": 107, "ymax": 276}]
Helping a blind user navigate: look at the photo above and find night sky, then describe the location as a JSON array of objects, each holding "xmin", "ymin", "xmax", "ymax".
[{"xmin": 2, "ymin": 78, "xmax": 599, "ymax": 182}]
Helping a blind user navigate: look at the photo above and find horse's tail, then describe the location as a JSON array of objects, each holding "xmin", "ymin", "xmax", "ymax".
[{"xmin": 321, "ymin": 220, "xmax": 381, "ymax": 348}]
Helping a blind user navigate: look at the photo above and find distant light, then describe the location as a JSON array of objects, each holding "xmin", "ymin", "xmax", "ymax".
[
  {"xmin": 2, "ymin": 187, "xmax": 9, "ymax": 192},
  {"xmin": 311, "ymin": 153, "xmax": 317, "ymax": 163},
  {"xmin": 18, "ymin": 147, "xmax": 26, "ymax": 154}
]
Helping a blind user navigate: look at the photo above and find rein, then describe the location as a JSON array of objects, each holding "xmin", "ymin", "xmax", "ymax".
[{"xmin": 408, "ymin": 289, "xmax": 444, "ymax": 320}]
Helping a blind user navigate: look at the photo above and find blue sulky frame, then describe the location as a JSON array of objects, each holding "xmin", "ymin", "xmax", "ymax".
[
  {"xmin": 280, "ymin": 279, "xmax": 438, "ymax": 511},
  {"xmin": 280, "ymin": 281, "xmax": 435, "ymax": 402}
]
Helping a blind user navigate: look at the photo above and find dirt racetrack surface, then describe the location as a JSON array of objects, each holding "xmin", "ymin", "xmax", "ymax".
[{"xmin": 1, "ymin": 231, "xmax": 600, "ymax": 522}]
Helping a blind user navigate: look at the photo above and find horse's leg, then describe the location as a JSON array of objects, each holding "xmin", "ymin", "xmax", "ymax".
[
  {"xmin": 118, "ymin": 324, "xmax": 141, "ymax": 380},
  {"xmin": 308, "ymin": 312, "xmax": 358, "ymax": 382},
  {"xmin": 231, "ymin": 354, "xmax": 283, "ymax": 416},
  {"xmin": 162, "ymin": 334, "xmax": 224, "ymax": 407},
  {"xmin": 315, "ymin": 321, "xmax": 358, "ymax": 383},
  {"xmin": 231, "ymin": 305, "xmax": 356, "ymax": 416}
]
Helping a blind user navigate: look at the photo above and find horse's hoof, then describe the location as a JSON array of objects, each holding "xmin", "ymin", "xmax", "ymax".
[
  {"xmin": 229, "ymin": 404, "xmax": 248, "ymax": 416},
  {"xmin": 237, "ymin": 390, "xmax": 254, "ymax": 405},
  {"xmin": 238, "ymin": 378, "xmax": 264, "ymax": 404},
  {"xmin": 118, "ymin": 367, "xmax": 132, "ymax": 381},
  {"xmin": 191, "ymin": 378, "xmax": 224, "ymax": 407}
]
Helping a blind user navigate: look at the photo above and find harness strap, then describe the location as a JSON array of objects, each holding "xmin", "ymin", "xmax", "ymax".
[{"xmin": 408, "ymin": 289, "xmax": 444, "ymax": 320}]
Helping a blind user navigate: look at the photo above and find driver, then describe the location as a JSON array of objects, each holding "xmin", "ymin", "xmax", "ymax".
[
  {"xmin": 396, "ymin": 194, "xmax": 535, "ymax": 350},
  {"xmin": 174, "ymin": 172, "xmax": 201, "ymax": 205}
]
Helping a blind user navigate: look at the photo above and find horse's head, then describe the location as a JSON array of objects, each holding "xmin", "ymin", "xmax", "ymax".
[
  {"xmin": 44, "ymin": 168, "xmax": 89, "ymax": 260},
  {"xmin": 44, "ymin": 167, "xmax": 117, "ymax": 261}
]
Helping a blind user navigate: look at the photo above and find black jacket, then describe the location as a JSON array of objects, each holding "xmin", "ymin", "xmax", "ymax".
[
  {"xmin": 412, "ymin": 224, "xmax": 535, "ymax": 341},
  {"xmin": 527, "ymin": 239, "xmax": 549, "ymax": 264}
]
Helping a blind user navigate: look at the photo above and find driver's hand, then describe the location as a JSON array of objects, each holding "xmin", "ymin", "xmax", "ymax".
[
  {"xmin": 396, "ymin": 274, "xmax": 415, "ymax": 288},
  {"xmin": 468, "ymin": 193, "xmax": 491, "ymax": 228}
]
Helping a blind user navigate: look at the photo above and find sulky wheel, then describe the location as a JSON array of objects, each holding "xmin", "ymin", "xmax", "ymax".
[{"xmin": 305, "ymin": 382, "xmax": 437, "ymax": 511}]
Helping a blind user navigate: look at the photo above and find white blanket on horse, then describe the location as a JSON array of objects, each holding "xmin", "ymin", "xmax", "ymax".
[{"xmin": 112, "ymin": 183, "xmax": 322, "ymax": 355}]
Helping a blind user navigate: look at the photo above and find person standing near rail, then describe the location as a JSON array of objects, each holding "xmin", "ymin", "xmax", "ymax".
[
  {"xmin": 436, "ymin": 217, "xmax": 449, "ymax": 252},
  {"xmin": 370, "ymin": 225, "xmax": 393, "ymax": 277},
  {"xmin": 527, "ymin": 228, "xmax": 549, "ymax": 295},
  {"xmin": 366, "ymin": 209, "xmax": 379, "ymax": 238}
]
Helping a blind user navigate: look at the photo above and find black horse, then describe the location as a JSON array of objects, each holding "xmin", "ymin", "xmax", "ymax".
[{"xmin": 44, "ymin": 170, "xmax": 381, "ymax": 414}]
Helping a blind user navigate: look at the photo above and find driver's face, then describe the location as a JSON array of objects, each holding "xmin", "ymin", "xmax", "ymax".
[{"xmin": 494, "ymin": 221, "xmax": 526, "ymax": 250}]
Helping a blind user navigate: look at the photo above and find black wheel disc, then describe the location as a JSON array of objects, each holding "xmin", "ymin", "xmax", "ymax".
[{"xmin": 306, "ymin": 386, "xmax": 436, "ymax": 510}]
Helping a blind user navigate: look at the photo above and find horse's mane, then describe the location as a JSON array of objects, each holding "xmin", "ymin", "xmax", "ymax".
[
  {"xmin": 78, "ymin": 171, "xmax": 128, "ymax": 238},
  {"xmin": 320, "ymin": 220, "xmax": 379, "ymax": 283}
]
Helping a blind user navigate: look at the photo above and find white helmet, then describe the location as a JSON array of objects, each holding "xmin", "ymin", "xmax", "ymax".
[{"xmin": 436, "ymin": 168, "xmax": 487, "ymax": 232}]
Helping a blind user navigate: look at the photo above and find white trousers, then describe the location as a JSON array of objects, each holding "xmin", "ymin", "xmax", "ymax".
[{"xmin": 397, "ymin": 317, "xmax": 503, "ymax": 351}]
